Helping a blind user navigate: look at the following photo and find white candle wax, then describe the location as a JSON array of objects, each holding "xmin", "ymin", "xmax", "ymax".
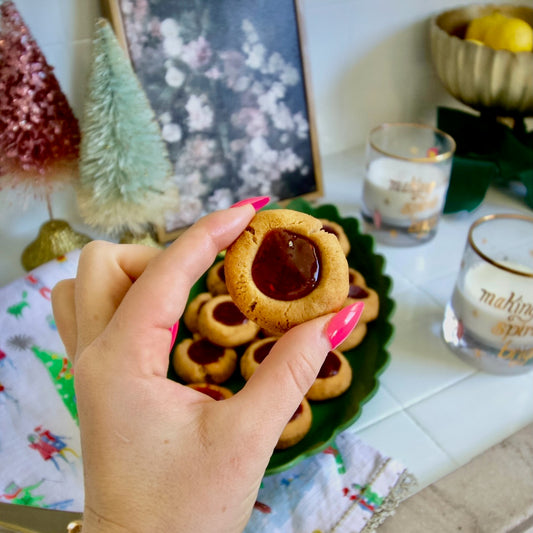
[
  {"xmin": 452, "ymin": 260, "xmax": 533, "ymax": 351},
  {"xmin": 363, "ymin": 157, "xmax": 449, "ymax": 227}
]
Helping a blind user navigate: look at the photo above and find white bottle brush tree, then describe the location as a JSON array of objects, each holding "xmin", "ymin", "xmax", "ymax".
[{"xmin": 78, "ymin": 18, "xmax": 178, "ymax": 242}]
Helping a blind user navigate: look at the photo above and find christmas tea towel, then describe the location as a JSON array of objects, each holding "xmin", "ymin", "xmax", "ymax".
[
  {"xmin": 0, "ymin": 250, "xmax": 83, "ymax": 510},
  {"xmin": 245, "ymin": 434, "xmax": 415, "ymax": 533},
  {"xmin": 0, "ymin": 251, "xmax": 416, "ymax": 530}
]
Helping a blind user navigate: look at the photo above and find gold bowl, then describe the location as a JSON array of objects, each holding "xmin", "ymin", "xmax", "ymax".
[{"xmin": 430, "ymin": 4, "xmax": 533, "ymax": 116}]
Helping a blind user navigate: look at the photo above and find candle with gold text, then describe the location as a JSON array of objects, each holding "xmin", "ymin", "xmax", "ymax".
[
  {"xmin": 361, "ymin": 123, "xmax": 455, "ymax": 245},
  {"xmin": 443, "ymin": 214, "xmax": 533, "ymax": 375},
  {"xmin": 363, "ymin": 158, "xmax": 449, "ymax": 227}
]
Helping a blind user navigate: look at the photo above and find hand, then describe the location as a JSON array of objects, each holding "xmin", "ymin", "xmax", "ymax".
[{"xmin": 52, "ymin": 205, "xmax": 361, "ymax": 533}]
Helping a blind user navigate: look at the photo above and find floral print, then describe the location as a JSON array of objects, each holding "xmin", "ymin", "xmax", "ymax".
[{"xmin": 120, "ymin": 0, "xmax": 318, "ymax": 232}]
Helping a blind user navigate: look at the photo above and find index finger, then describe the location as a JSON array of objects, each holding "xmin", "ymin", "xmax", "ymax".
[{"xmin": 102, "ymin": 206, "xmax": 256, "ymax": 371}]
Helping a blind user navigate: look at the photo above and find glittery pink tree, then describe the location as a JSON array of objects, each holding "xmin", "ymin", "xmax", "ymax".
[{"xmin": 0, "ymin": 0, "xmax": 80, "ymax": 216}]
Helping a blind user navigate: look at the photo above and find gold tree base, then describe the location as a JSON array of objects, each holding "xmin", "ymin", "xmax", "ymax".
[
  {"xmin": 119, "ymin": 229, "xmax": 164, "ymax": 249},
  {"xmin": 21, "ymin": 219, "xmax": 92, "ymax": 271}
]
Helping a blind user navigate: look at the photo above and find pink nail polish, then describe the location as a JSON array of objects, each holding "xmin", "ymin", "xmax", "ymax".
[
  {"xmin": 169, "ymin": 321, "xmax": 179, "ymax": 349},
  {"xmin": 230, "ymin": 196, "xmax": 270, "ymax": 211},
  {"xmin": 327, "ymin": 302, "xmax": 365, "ymax": 350}
]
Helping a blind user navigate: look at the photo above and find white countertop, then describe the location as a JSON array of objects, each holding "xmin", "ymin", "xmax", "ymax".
[
  {"xmin": 1, "ymin": 146, "xmax": 532, "ymax": 492},
  {"xmin": 320, "ymin": 147, "xmax": 533, "ymax": 491}
]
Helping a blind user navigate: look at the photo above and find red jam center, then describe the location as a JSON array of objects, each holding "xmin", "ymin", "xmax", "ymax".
[
  {"xmin": 253, "ymin": 340, "xmax": 276, "ymax": 364},
  {"xmin": 289, "ymin": 402, "xmax": 304, "ymax": 422},
  {"xmin": 349, "ymin": 284, "xmax": 369, "ymax": 299},
  {"xmin": 321, "ymin": 224, "xmax": 338, "ymax": 237},
  {"xmin": 252, "ymin": 229, "xmax": 320, "ymax": 301},
  {"xmin": 218, "ymin": 263, "xmax": 226, "ymax": 282},
  {"xmin": 193, "ymin": 385, "xmax": 226, "ymax": 401},
  {"xmin": 317, "ymin": 351, "xmax": 341, "ymax": 378},
  {"xmin": 348, "ymin": 272, "xmax": 369, "ymax": 299},
  {"xmin": 188, "ymin": 339, "xmax": 225, "ymax": 365},
  {"xmin": 213, "ymin": 301, "xmax": 248, "ymax": 326}
]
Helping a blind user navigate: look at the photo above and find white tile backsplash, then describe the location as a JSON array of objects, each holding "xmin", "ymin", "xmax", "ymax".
[{"xmin": 11, "ymin": 0, "xmax": 530, "ymax": 156}]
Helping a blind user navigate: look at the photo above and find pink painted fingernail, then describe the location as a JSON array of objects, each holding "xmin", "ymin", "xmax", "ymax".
[
  {"xmin": 327, "ymin": 302, "xmax": 365, "ymax": 350},
  {"xmin": 169, "ymin": 321, "xmax": 179, "ymax": 350},
  {"xmin": 230, "ymin": 196, "xmax": 270, "ymax": 211}
]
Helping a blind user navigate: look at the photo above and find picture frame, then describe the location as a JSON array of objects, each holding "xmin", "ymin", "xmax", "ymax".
[{"xmin": 101, "ymin": 0, "xmax": 323, "ymax": 242}]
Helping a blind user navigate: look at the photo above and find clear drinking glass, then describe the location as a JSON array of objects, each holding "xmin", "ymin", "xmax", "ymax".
[
  {"xmin": 442, "ymin": 213, "xmax": 533, "ymax": 375},
  {"xmin": 361, "ymin": 123, "xmax": 455, "ymax": 245}
]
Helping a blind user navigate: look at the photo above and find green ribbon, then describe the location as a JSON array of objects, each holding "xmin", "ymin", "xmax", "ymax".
[{"xmin": 437, "ymin": 107, "xmax": 533, "ymax": 213}]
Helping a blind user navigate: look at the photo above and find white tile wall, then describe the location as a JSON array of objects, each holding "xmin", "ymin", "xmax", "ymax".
[{"xmin": 10, "ymin": 0, "xmax": 530, "ymax": 155}]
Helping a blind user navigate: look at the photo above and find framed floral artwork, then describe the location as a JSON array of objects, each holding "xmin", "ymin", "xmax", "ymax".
[{"xmin": 102, "ymin": 0, "xmax": 323, "ymax": 241}]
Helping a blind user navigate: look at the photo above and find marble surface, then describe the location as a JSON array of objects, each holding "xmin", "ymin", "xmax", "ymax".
[{"xmin": 1, "ymin": 146, "xmax": 533, "ymax": 497}]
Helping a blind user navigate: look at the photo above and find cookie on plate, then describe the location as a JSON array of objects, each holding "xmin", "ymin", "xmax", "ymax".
[
  {"xmin": 346, "ymin": 268, "xmax": 379, "ymax": 323},
  {"xmin": 225, "ymin": 209, "xmax": 349, "ymax": 335},
  {"xmin": 276, "ymin": 398, "xmax": 313, "ymax": 450},
  {"xmin": 197, "ymin": 294, "xmax": 260, "ymax": 347},
  {"xmin": 240, "ymin": 337, "xmax": 278, "ymax": 380},
  {"xmin": 306, "ymin": 349, "xmax": 352, "ymax": 401},
  {"xmin": 319, "ymin": 218, "xmax": 351, "ymax": 256},
  {"xmin": 337, "ymin": 321, "xmax": 367, "ymax": 352},
  {"xmin": 206, "ymin": 259, "xmax": 229, "ymax": 296},
  {"xmin": 183, "ymin": 292, "xmax": 212, "ymax": 333},
  {"xmin": 187, "ymin": 383, "xmax": 234, "ymax": 401},
  {"xmin": 173, "ymin": 337, "xmax": 237, "ymax": 384}
]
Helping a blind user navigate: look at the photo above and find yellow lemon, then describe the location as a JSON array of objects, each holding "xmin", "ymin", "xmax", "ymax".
[
  {"xmin": 465, "ymin": 12, "xmax": 506, "ymax": 41},
  {"xmin": 484, "ymin": 16, "xmax": 533, "ymax": 52}
]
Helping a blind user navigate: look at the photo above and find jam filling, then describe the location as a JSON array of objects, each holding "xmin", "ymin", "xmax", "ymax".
[
  {"xmin": 289, "ymin": 402, "xmax": 304, "ymax": 422},
  {"xmin": 348, "ymin": 272, "xmax": 369, "ymax": 299},
  {"xmin": 193, "ymin": 385, "xmax": 226, "ymax": 401},
  {"xmin": 348, "ymin": 284, "xmax": 369, "ymax": 299},
  {"xmin": 253, "ymin": 340, "xmax": 276, "ymax": 364},
  {"xmin": 188, "ymin": 339, "xmax": 225, "ymax": 365},
  {"xmin": 321, "ymin": 224, "xmax": 338, "ymax": 237},
  {"xmin": 252, "ymin": 229, "xmax": 320, "ymax": 301},
  {"xmin": 317, "ymin": 351, "xmax": 341, "ymax": 378},
  {"xmin": 218, "ymin": 263, "xmax": 226, "ymax": 282},
  {"xmin": 213, "ymin": 301, "xmax": 248, "ymax": 326}
]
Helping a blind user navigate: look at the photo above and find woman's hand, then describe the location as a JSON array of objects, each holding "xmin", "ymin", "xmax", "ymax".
[{"xmin": 52, "ymin": 205, "xmax": 362, "ymax": 533}]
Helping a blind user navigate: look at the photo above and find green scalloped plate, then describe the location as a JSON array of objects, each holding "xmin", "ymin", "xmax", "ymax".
[{"xmin": 168, "ymin": 199, "xmax": 395, "ymax": 476}]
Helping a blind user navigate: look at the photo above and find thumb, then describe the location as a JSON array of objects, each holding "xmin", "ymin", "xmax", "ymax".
[{"xmin": 235, "ymin": 302, "xmax": 364, "ymax": 445}]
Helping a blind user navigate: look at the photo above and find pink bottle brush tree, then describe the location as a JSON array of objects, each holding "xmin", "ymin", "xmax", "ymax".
[
  {"xmin": 0, "ymin": 1, "xmax": 90, "ymax": 270},
  {"xmin": 0, "ymin": 0, "xmax": 80, "ymax": 201}
]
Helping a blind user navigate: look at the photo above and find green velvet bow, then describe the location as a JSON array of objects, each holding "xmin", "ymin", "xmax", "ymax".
[{"xmin": 437, "ymin": 107, "xmax": 533, "ymax": 213}]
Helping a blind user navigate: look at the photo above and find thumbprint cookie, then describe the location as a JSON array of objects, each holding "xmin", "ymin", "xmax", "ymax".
[
  {"xmin": 240, "ymin": 337, "xmax": 278, "ymax": 380},
  {"xmin": 187, "ymin": 383, "xmax": 234, "ymax": 401},
  {"xmin": 276, "ymin": 398, "xmax": 313, "ymax": 450},
  {"xmin": 346, "ymin": 268, "xmax": 379, "ymax": 323},
  {"xmin": 225, "ymin": 209, "xmax": 349, "ymax": 335},
  {"xmin": 206, "ymin": 259, "xmax": 229, "ymax": 296},
  {"xmin": 319, "ymin": 218, "xmax": 351, "ymax": 256},
  {"xmin": 173, "ymin": 338, "xmax": 237, "ymax": 384},
  {"xmin": 306, "ymin": 349, "xmax": 352, "ymax": 401},
  {"xmin": 183, "ymin": 292, "xmax": 212, "ymax": 333},
  {"xmin": 337, "ymin": 321, "xmax": 367, "ymax": 351},
  {"xmin": 197, "ymin": 294, "xmax": 260, "ymax": 347}
]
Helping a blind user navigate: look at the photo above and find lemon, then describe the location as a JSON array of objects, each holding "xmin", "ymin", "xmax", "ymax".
[
  {"xmin": 484, "ymin": 17, "xmax": 533, "ymax": 52},
  {"xmin": 465, "ymin": 12, "xmax": 533, "ymax": 53},
  {"xmin": 465, "ymin": 12, "xmax": 506, "ymax": 42}
]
